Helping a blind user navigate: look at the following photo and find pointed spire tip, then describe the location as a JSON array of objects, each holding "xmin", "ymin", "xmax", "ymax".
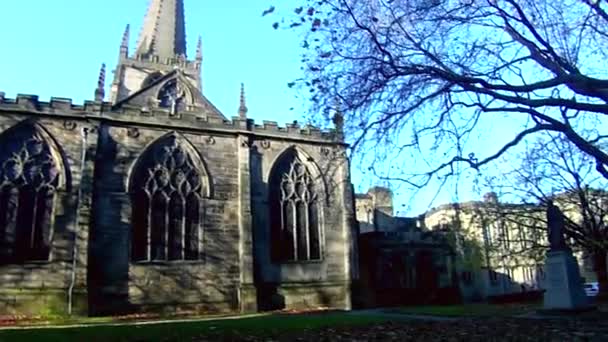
[
  {"xmin": 136, "ymin": 0, "xmax": 187, "ymax": 60},
  {"xmin": 121, "ymin": 24, "xmax": 130, "ymax": 47},
  {"xmin": 196, "ymin": 35, "xmax": 203, "ymax": 61},
  {"xmin": 119, "ymin": 24, "xmax": 131, "ymax": 58},
  {"xmin": 239, "ymin": 83, "xmax": 248, "ymax": 118},
  {"xmin": 95, "ymin": 63, "xmax": 107, "ymax": 102}
]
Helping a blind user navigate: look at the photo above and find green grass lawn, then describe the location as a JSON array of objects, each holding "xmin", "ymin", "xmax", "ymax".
[
  {"xmin": 0, "ymin": 312, "xmax": 391, "ymax": 342},
  {"xmin": 0, "ymin": 311, "xmax": 241, "ymax": 328},
  {"xmin": 384, "ymin": 303, "xmax": 541, "ymax": 317}
]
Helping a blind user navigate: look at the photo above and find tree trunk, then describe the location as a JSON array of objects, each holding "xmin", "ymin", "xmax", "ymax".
[{"xmin": 593, "ymin": 250, "xmax": 608, "ymax": 300}]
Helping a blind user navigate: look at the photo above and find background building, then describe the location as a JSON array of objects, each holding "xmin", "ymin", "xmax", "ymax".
[
  {"xmin": 355, "ymin": 187, "xmax": 460, "ymax": 307},
  {"xmin": 355, "ymin": 188, "xmax": 599, "ymax": 304}
]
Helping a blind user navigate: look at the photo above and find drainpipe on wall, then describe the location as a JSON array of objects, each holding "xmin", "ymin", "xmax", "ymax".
[{"xmin": 68, "ymin": 127, "xmax": 88, "ymax": 316}]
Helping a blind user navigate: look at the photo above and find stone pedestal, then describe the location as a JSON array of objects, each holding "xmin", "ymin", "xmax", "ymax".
[{"xmin": 543, "ymin": 250, "xmax": 589, "ymax": 310}]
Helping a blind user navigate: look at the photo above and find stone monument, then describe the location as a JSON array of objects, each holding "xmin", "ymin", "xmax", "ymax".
[{"xmin": 542, "ymin": 202, "xmax": 589, "ymax": 311}]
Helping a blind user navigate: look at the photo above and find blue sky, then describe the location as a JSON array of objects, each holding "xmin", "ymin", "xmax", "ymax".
[
  {"xmin": 0, "ymin": 0, "xmax": 304, "ymax": 118},
  {"xmin": 0, "ymin": 0, "xmax": 490, "ymax": 215}
]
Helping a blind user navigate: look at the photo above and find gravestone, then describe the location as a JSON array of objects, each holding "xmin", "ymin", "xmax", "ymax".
[{"xmin": 542, "ymin": 202, "xmax": 589, "ymax": 311}]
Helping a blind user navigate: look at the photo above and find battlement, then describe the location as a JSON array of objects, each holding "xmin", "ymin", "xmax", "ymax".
[
  {"xmin": 0, "ymin": 93, "xmax": 109, "ymax": 114},
  {"xmin": 0, "ymin": 93, "xmax": 343, "ymax": 143},
  {"xmin": 251, "ymin": 120, "xmax": 338, "ymax": 141}
]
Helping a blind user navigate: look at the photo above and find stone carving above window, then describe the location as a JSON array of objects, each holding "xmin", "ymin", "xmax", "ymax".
[
  {"xmin": 130, "ymin": 134, "xmax": 208, "ymax": 262},
  {"xmin": 0, "ymin": 123, "xmax": 64, "ymax": 264},
  {"xmin": 260, "ymin": 140, "xmax": 271, "ymax": 150},
  {"xmin": 63, "ymin": 120, "xmax": 77, "ymax": 131},
  {"xmin": 269, "ymin": 149, "xmax": 322, "ymax": 262},
  {"xmin": 127, "ymin": 127, "xmax": 140, "ymax": 138}
]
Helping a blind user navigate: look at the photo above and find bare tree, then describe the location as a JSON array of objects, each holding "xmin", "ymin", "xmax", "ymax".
[
  {"xmin": 269, "ymin": 0, "xmax": 608, "ymax": 187},
  {"xmin": 489, "ymin": 134, "xmax": 608, "ymax": 296}
]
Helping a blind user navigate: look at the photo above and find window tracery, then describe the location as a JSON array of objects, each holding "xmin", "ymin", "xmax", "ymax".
[
  {"xmin": 157, "ymin": 79, "xmax": 186, "ymax": 114},
  {"xmin": 269, "ymin": 151, "xmax": 322, "ymax": 262},
  {"xmin": 131, "ymin": 135, "xmax": 204, "ymax": 262},
  {"xmin": 0, "ymin": 125, "xmax": 61, "ymax": 263}
]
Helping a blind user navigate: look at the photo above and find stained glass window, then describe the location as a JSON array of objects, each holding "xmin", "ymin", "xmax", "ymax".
[
  {"xmin": 131, "ymin": 135, "xmax": 203, "ymax": 262},
  {"xmin": 0, "ymin": 125, "xmax": 60, "ymax": 263},
  {"xmin": 269, "ymin": 152, "xmax": 321, "ymax": 262}
]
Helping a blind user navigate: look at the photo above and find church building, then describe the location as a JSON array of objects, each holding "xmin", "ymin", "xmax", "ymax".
[{"xmin": 0, "ymin": 0, "xmax": 356, "ymax": 316}]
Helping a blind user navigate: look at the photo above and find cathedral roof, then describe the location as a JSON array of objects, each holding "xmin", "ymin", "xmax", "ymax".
[{"xmin": 135, "ymin": 0, "xmax": 187, "ymax": 61}]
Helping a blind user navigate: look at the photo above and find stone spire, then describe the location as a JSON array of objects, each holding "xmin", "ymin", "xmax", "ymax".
[
  {"xmin": 94, "ymin": 63, "xmax": 106, "ymax": 102},
  {"xmin": 196, "ymin": 36, "xmax": 203, "ymax": 62},
  {"xmin": 120, "ymin": 24, "xmax": 130, "ymax": 57},
  {"xmin": 333, "ymin": 100, "xmax": 344, "ymax": 137},
  {"xmin": 135, "ymin": 0, "xmax": 187, "ymax": 61},
  {"xmin": 238, "ymin": 83, "xmax": 248, "ymax": 119},
  {"xmin": 109, "ymin": 0, "xmax": 220, "ymax": 118}
]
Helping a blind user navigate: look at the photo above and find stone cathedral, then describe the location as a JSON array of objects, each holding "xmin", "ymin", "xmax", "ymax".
[{"xmin": 0, "ymin": 0, "xmax": 356, "ymax": 316}]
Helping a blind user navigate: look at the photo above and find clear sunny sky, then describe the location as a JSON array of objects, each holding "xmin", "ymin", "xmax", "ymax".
[
  {"xmin": 0, "ymin": 0, "xmax": 305, "ymax": 117},
  {"xmin": 0, "ymin": 0, "xmax": 495, "ymax": 216}
]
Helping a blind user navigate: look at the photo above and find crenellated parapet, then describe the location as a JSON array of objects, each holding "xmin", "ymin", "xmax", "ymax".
[
  {"xmin": 0, "ymin": 94, "xmax": 344, "ymax": 144},
  {"xmin": 0, "ymin": 94, "xmax": 110, "ymax": 116},
  {"xmin": 251, "ymin": 120, "xmax": 340, "ymax": 142}
]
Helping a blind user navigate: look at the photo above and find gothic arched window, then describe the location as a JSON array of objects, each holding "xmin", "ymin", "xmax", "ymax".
[
  {"xmin": 130, "ymin": 134, "xmax": 206, "ymax": 262},
  {"xmin": 0, "ymin": 124, "xmax": 63, "ymax": 264},
  {"xmin": 269, "ymin": 151, "xmax": 322, "ymax": 262}
]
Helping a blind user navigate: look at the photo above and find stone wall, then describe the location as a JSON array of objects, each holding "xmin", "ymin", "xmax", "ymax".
[
  {"xmin": 250, "ymin": 139, "xmax": 352, "ymax": 310},
  {"xmin": 353, "ymin": 187, "xmax": 460, "ymax": 308},
  {"xmin": 355, "ymin": 194, "xmax": 374, "ymax": 233},
  {"xmin": 355, "ymin": 187, "xmax": 397, "ymax": 234},
  {"xmin": 357, "ymin": 231, "xmax": 457, "ymax": 308},
  {"xmin": 89, "ymin": 124, "xmax": 243, "ymax": 314},
  {"xmin": 0, "ymin": 95, "xmax": 353, "ymax": 316}
]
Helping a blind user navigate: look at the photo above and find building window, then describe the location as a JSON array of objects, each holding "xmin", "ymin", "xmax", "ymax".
[
  {"xmin": 525, "ymin": 266, "xmax": 536, "ymax": 285},
  {"xmin": 489, "ymin": 270, "xmax": 498, "ymax": 285},
  {"xmin": 532, "ymin": 224, "xmax": 543, "ymax": 246},
  {"xmin": 0, "ymin": 124, "xmax": 62, "ymax": 263},
  {"xmin": 483, "ymin": 222, "xmax": 493, "ymax": 247},
  {"xmin": 461, "ymin": 271, "xmax": 473, "ymax": 285},
  {"xmin": 501, "ymin": 223, "xmax": 511, "ymax": 250},
  {"xmin": 506, "ymin": 268, "xmax": 515, "ymax": 283},
  {"xmin": 537, "ymin": 265, "xmax": 545, "ymax": 280},
  {"xmin": 269, "ymin": 150, "xmax": 322, "ymax": 262},
  {"xmin": 130, "ymin": 135, "xmax": 205, "ymax": 262}
]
